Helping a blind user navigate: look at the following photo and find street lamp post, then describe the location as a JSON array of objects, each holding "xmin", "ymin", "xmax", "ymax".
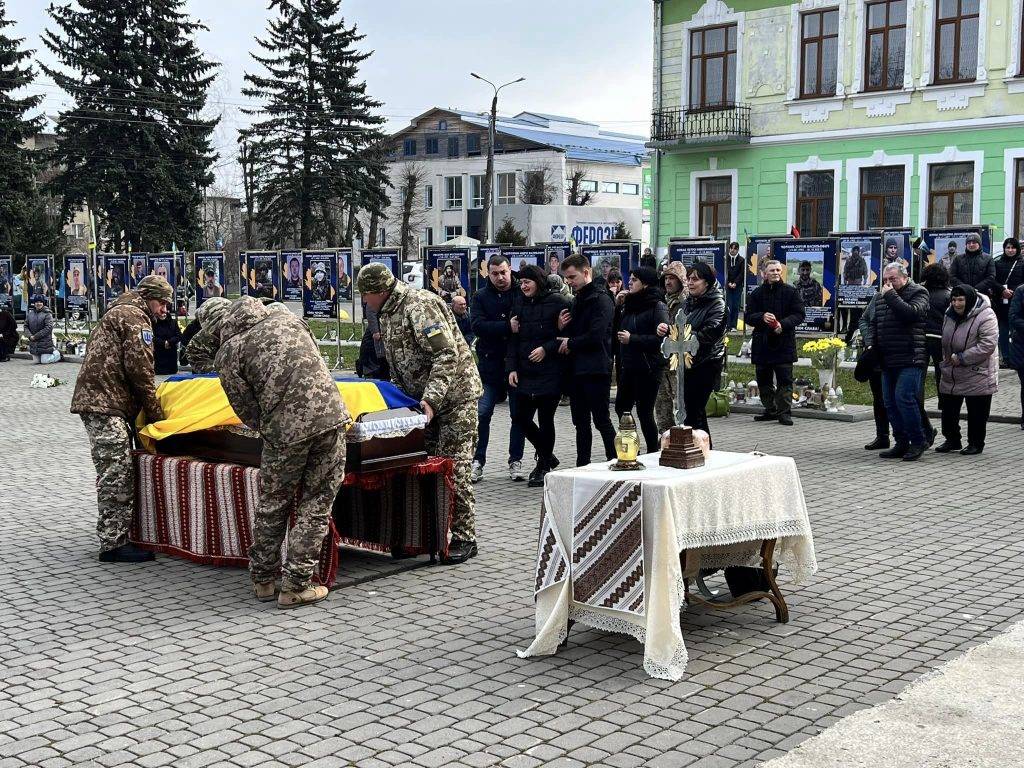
[{"xmin": 470, "ymin": 73, "xmax": 524, "ymax": 244}]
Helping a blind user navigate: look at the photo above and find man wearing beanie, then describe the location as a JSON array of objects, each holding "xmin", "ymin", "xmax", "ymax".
[
  {"xmin": 950, "ymin": 233, "xmax": 996, "ymax": 294},
  {"xmin": 71, "ymin": 274, "xmax": 173, "ymax": 563},
  {"xmin": 357, "ymin": 262, "xmax": 483, "ymax": 564}
]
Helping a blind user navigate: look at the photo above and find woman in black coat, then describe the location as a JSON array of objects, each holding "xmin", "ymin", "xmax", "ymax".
[
  {"xmin": 0, "ymin": 308, "xmax": 17, "ymax": 361},
  {"xmin": 507, "ymin": 265, "xmax": 570, "ymax": 486},
  {"xmin": 615, "ymin": 266, "xmax": 669, "ymax": 453},
  {"xmin": 921, "ymin": 262, "xmax": 951, "ymax": 396},
  {"xmin": 152, "ymin": 314, "xmax": 182, "ymax": 375},
  {"xmin": 676, "ymin": 261, "xmax": 727, "ymax": 442}
]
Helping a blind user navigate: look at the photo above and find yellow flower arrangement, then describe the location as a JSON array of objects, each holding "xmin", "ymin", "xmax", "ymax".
[{"xmin": 802, "ymin": 337, "xmax": 847, "ymax": 369}]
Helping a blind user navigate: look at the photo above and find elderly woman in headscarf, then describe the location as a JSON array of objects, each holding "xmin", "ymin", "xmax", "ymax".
[{"xmin": 182, "ymin": 297, "xmax": 231, "ymax": 373}]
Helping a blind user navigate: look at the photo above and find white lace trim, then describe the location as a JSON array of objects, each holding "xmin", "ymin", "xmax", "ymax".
[{"xmin": 345, "ymin": 415, "xmax": 428, "ymax": 443}]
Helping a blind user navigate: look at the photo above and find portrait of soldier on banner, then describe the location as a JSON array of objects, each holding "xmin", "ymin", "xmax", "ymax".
[
  {"xmin": 933, "ymin": 236, "xmax": 965, "ymax": 270},
  {"xmin": 105, "ymin": 258, "xmax": 127, "ymax": 301},
  {"xmin": 249, "ymin": 255, "xmax": 279, "ymax": 300},
  {"xmin": 882, "ymin": 235, "xmax": 911, "ymax": 270},
  {"xmin": 199, "ymin": 259, "xmax": 224, "ymax": 300},
  {"xmin": 129, "ymin": 257, "xmax": 148, "ymax": 288},
  {"xmin": 283, "ymin": 253, "xmax": 303, "ymax": 300},
  {"xmin": 337, "ymin": 251, "xmax": 352, "ymax": 300},
  {"xmin": 839, "ymin": 241, "xmax": 870, "ymax": 286},
  {"xmin": 28, "ymin": 260, "xmax": 51, "ymax": 297},
  {"xmin": 791, "ymin": 256, "xmax": 825, "ymax": 307},
  {"xmin": 151, "ymin": 259, "xmax": 172, "ymax": 284},
  {"xmin": 432, "ymin": 259, "xmax": 465, "ymax": 303},
  {"xmin": 301, "ymin": 252, "xmax": 338, "ymax": 319}
]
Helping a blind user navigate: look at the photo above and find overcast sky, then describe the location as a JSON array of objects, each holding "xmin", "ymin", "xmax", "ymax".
[{"xmin": 7, "ymin": 0, "xmax": 654, "ymax": 192}]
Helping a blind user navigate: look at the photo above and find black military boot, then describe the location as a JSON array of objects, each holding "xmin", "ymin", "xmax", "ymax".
[
  {"xmin": 443, "ymin": 539, "xmax": 478, "ymax": 564},
  {"xmin": 864, "ymin": 435, "xmax": 890, "ymax": 450},
  {"xmin": 878, "ymin": 442, "xmax": 908, "ymax": 459},
  {"xmin": 98, "ymin": 543, "xmax": 156, "ymax": 563}
]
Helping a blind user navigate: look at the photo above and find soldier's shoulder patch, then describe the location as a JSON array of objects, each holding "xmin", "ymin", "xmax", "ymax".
[
  {"xmin": 140, "ymin": 329, "xmax": 153, "ymax": 345},
  {"xmin": 420, "ymin": 322, "xmax": 450, "ymax": 353}
]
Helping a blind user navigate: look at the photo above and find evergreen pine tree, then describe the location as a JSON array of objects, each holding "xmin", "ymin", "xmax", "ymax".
[
  {"xmin": 241, "ymin": 0, "xmax": 388, "ymax": 248},
  {"xmin": 0, "ymin": 0, "xmax": 52, "ymax": 253},
  {"xmin": 42, "ymin": 0, "xmax": 218, "ymax": 252},
  {"xmin": 495, "ymin": 216, "xmax": 527, "ymax": 247}
]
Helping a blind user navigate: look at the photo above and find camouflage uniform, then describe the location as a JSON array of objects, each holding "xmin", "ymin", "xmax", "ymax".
[
  {"xmin": 214, "ymin": 296, "xmax": 351, "ymax": 592},
  {"xmin": 361, "ymin": 265, "xmax": 483, "ymax": 543},
  {"xmin": 183, "ymin": 297, "xmax": 230, "ymax": 374},
  {"xmin": 655, "ymin": 286, "xmax": 685, "ymax": 433},
  {"xmin": 71, "ymin": 283, "xmax": 168, "ymax": 552}
]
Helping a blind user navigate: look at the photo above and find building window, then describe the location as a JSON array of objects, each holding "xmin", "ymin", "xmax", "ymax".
[
  {"xmin": 795, "ymin": 171, "xmax": 834, "ymax": 237},
  {"xmin": 580, "ymin": 179, "xmax": 598, "ymax": 193},
  {"xmin": 689, "ymin": 24, "xmax": 737, "ymax": 109},
  {"xmin": 438, "ymin": 120, "xmax": 448, "ymax": 131},
  {"xmin": 859, "ymin": 166, "xmax": 905, "ymax": 228},
  {"xmin": 698, "ymin": 176, "xmax": 732, "ymax": 239},
  {"xmin": 470, "ymin": 174, "xmax": 485, "ymax": 209},
  {"xmin": 425, "ymin": 227, "xmax": 433, "ymax": 246},
  {"xmin": 621, "ymin": 182, "xmax": 640, "ymax": 195},
  {"xmin": 1015, "ymin": 158, "xmax": 1024, "ymax": 237},
  {"xmin": 927, "ymin": 161, "xmax": 974, "ymax": 225},
  {"xmin": 447, "ymin": 136, "xmax": 459, "ymax": 157},
  {"xmin": 497, "ymin": 172, "xmax": 516, "ymax": 205},
  {"xmin": 69, "ymin": 222, "xmax": 86, "ymax": 239},
  {"xmin": 426, "ymin": 137, "xmax": 439, "ymax": 155},
  {"xmin": 467, "ymin": 134, "xmax": 481, "ymax": 156},
  {"xmin": 800, "ymin": 9, "xmax": 839, "ymax": 99},
  {"xmin": 599, "ymin": 181, "xmax": 619, "ymax": 194},
  {"xmin": 424, "ymin": 184, "xmax": 434, "ymax": 209},
  {"xmin": 445, "ymin": 225, "xmax": 463, "ymax": 241},
  {"xmin": 864, "ymin": 0, "xmax": 907, "ymax": 91},
  {"xmin": 934, "ymin": 0, "xmax": 980, "ymax": 84},
  {"xmin": 445, "ymin": 176, "xmax": 462, "ymax": 209},
  {"xmin": 403, "ymin": 139, "xmax": 416, "ymax": 156}
]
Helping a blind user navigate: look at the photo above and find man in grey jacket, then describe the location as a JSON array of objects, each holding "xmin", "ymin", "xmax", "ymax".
[{"xmin": 949, "ymin": 233, "xmax": 996, "ymax": 294}]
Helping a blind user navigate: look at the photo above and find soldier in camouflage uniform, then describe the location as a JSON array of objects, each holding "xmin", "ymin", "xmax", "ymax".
[
  {"xmin": 71, "ymin": 275, "xmax": 173, "ymax": 563},
  {"xmin": 182, "ymin": 297, "xmax": 230, "ymax": 373},
  {"xmin": 213, "ymin": 296, "xmax": 351, "ymax": 608},
  {"xmin": 357, "ymin": 263, "xmax": 483, "ymax": 564},
  {"xmin": 655, "ymin": 261, "xmax": 688, "ymax": 433}
]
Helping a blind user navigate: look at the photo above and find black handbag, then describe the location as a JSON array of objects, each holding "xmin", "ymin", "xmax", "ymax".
[{"xmin": 853, "ymin": 346, "xmax": 877, "ymax": 382}]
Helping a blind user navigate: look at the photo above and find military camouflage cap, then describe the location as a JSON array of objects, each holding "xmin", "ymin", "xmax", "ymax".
[
  {"xmin": 136, "ymin": 275, "xmax": 173, "ymax": 303},
  {"xmin": 196, "ymin": 296, "xmax": 231, "ymax": 342},
  {"xmin": 357, "ymin": 262, "xmax": 397, "ymax": 294}
]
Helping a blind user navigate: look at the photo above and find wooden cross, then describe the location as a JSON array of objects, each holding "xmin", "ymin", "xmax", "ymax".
[{"xmin": 661, "ymin": 309, "xmax": 701, "ymax": 425}]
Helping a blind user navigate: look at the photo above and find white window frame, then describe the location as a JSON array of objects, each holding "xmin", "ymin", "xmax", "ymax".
[
  {"xmin": 1009, "ymin": 0, "xmax": 1024, "ymax": 90},
  {"xmin": 621, "ymin": 182, "xmax": 640, "ymax": 195},
  {"xmin": 785, "ymin": 156, "xmax": 842, "ymax": 234},
  {"xmin": 689, "ymin": 168, "xmax": 738, "ymax": 242},
  {"xmin": 851, "ymin": 0, "xmax": 914, "ymax": 94},
  {"xmin": 444, "ymin": 225, "xmax": 462, "ymax": 241},
  {"xmin": 444, "ymin": 176, "xmax": 463, "ymax": 210},
  {"xmin": 919, "ymin": 0, "xmax": 989, "ymax": 96},
  {"xmin": 424, "ymin": 184, "xmax": 434, "ymax": 209},
  {"xmin": 497, "ymin": 172, "xmax": 516, "ymax": 205},
  {"xmin": 600, "ymin": 181, "xmax": 619, "ymax": 194},
  {"xmin": 845, "ymin": 150, "xmax": 913, "ymax": 229},
  {"xmin": 917, "ymin": 146, "xmax": 985, "ymax": 229},
  {"xmin": 470, "ymin": 174, "xmax": 485, "ymax": 209},
  {"xmin": 1003, "ymin": 148, "xmax": 1024, "ymax": 238},
  {"xmin": 788, "ymin": 0, "xmax": 848, "ymax": 101},
  {"xmin": 680, "ymin": 0, "xmax": 746, "ymax": 110},
  {"xmin": 580, "ymin": 179, "xmax": 598, "ymax": 193},
  {"xmin": 424, "ymin": 227, "xmax": 434, "ymax": 246}
]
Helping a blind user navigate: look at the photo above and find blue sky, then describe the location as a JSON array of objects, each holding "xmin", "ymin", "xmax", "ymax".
[{"xmin": 6, "ymin": 0, "xmax": 654, "ymax": 191}]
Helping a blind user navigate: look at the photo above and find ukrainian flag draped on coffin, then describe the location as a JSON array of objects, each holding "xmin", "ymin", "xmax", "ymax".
[{"xmin": 137, "ymin": 374, "xmax": 418, "ymax": 451}]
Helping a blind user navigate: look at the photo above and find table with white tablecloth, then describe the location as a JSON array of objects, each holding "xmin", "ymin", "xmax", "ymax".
[{"xmin": 517, "ymin": 450, "xmax": 817, "ymax": 680}]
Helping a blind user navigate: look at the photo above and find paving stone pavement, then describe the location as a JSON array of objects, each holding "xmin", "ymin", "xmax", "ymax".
[{"xmin": 1, "ymin": 358, "xmax": 1023, "ymax": 768}]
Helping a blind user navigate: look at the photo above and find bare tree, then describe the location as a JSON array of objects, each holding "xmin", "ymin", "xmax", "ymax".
[
  {"xmin": 519, "ymin": 166, "xmax": 557, "ymax": 205},
  {"xmin": 387, "ymin": 163, "xmax": 429, "ymax": 252},
  {"xmin": 566, "ymin": 163, "xmax": 594, "ymax": 206}
]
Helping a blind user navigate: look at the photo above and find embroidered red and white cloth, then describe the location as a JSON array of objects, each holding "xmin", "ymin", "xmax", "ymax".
[
  {"xmin": 519, "ymin": 451, "xmax": 817, "ymax": 680},
  {"xmin": 131, "ymin": 452, "xmax": 339, "ymax": 584}
]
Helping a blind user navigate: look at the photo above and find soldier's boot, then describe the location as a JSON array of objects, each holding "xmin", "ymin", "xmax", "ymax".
[
  {"xmin": 443, "ymin": 539, "xmax": 478, "ymax": 565},
  {"xmin": 277, "ymin": 585, "xmax": 329, "ymax": 609},
  {"xmin": 98, "ymin": 543, "xmax": 155, "ymax": 563},
  {"xmin": 253, "ymin": 581, "xmax": 277, "ymax": 602}
]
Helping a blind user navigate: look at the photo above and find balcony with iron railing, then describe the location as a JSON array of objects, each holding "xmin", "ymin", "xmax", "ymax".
[{"xmin": 648, "ymin": 104, "xmax": 751, "ymax": 147}]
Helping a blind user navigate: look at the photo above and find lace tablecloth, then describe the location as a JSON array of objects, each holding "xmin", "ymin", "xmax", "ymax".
[{"xmin": 518, "ymin": 450, "xmax": 817, "ymax": 680}]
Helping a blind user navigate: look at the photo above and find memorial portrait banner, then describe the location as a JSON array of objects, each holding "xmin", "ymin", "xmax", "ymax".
[
  {"xmin": 238, "ymin": 251, "xmax": 248, "ymax": 296},
  {"xmin": 127, "ymin": 253, "xmax": 149, "ymax": 289},
  {"xmin": 476, "ymin": 244, "xmax": 505, "ymax": 290},
  {"xmin": 582, "ymin": 242, "xmax": 633, "ymax": 285},
  {"xmin": 101, "ymin": 255, "xmax": 129, "ymax": 311},
  {"xmin": 771, "ymin": 238, "xmax": 838, "ymax": 333},
  {"xmin": 668, "ymin": 240, "xmax": 727, "ymax": 283},
  {"xmin": 281, "ymin": 250, "xmax": 303, "ymax": 302},
  {"xmin": 832, "ymin": 231, "xmax": 881, "ymax": 308},
  {"xmin": 540, "ymin": 242, "xmax": 572, "ymax": 276},
  {"xmin": 425, "ymin": 246, "xmax": 471, "ymax": 303},
  {"xmin": 245, "ymin": 251, "xmax": 280, "ymax": 300},
  {"xmin": 147, "ymin": 253, "xmax": 177, "ymax": 293},
  {"xmin": 27, "ymin": 255, "xmax": 54, "ymax": 305},
  {"xmin": 0, "ymin": 255, "xmax": 14, "ymax": 313},
  {"xmin": 194, "ymin": 252, "xmax": 226, "ymax": 308},
  {"xmin": 499, "ymin": 246, "xmax": 546, "ymax": 279},
  {"xmin": 302, "ymin": 251, "xmax": 338, "ymax": 319},
  {"xmin": 745, "ymin": 235, "xmax": 791, "ymax": 298},
  {"xmin": 921, "ymin": 225, "xmax": 992, "ymax": 273},
  {"xmin": 65, "ymin": 253, "xmax": 91, "ymax": 313},
  {"xmin": 358, "ymin": 248, "xmax": 402, "ymax": 291},
  {"xmin": 337, "ymin": 248, "xmax": 353, "ymax": 302}
]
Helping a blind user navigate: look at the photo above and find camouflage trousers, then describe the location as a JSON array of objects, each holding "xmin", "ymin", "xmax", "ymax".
[
  {"xmin": 655, "ymin": 368, "xmax": 678, "ymax": 434},
  {"xmin": 425, "ymin": 399, "xmax": 479, "ymax": 543},
  {"xmin": 81, "ymin": 414, "xmax": 135, "ymax": 552},
  {"xmin": 251, "ymin": 427, "xmax": 346, "ymax": 592}
]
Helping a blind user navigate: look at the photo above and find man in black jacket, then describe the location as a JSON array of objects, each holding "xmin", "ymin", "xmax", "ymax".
[
  {"xmin": 725, "ymin": 241, "xmax": 744, "ymax": 329},
  {"xmin": 745, "ymin": 260, "xmax": 805, "ymax": 425},
  {"xmin": 949, "ymin": 233, "xmax": 996, "ymax": 294},
  {"xmin": 469, "ymin": 255, "xmax": 526, "ymax": 482},
  {"xmin": 557, "ymin": 254, "xmax": 618, "ymax": 466},
  {"xmin": 873, "ymin": 262, "xmax": 931, "ymax": 461}
]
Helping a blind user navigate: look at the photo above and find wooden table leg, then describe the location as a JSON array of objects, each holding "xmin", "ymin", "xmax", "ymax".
[{"xmin": 679, "ymin": 539, "xmax": 790, "ymax": 624}]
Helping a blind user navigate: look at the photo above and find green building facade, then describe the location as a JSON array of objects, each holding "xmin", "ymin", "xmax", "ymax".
[{"xmin": 649, "ymin": 0, "xmax": 1024, "ymax": 248}]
